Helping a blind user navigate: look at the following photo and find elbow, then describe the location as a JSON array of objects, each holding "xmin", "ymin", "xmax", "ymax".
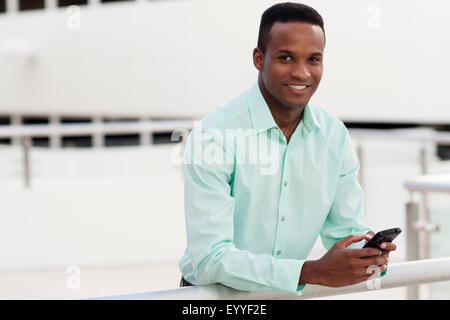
[{"xmin": 191, "ymin": 242, "xmax": 232, "ymax": 285}]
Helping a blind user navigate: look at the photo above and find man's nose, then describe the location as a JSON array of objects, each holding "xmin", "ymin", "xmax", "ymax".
[{"xmin": 290, "ymin": 61, "xmax": 311, "ymax": 80}]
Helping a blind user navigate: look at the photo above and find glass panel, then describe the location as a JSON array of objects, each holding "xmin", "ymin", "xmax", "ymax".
[
  {"xmin": 429, "ymin": 193, "xmax": 450, "ymax": 299},
  {"xmin": 58, "ymin": 0, "xmax": 87, "ymax": 7},
  {"xmin": 101, "ymin": 0, "xmax": 134, "ymax": 3},
  {"xmin": 19, "ymin": 0, "xmax": 45, "ymax": 11},
  {"xmin": 0, "ymin": 0, "xmax": 6, "ymax": 13}
]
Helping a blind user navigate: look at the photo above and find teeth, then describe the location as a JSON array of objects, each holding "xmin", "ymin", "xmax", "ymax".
[{"xmin": 288, "ymin": 84, "xmax": 307, "ymax": 90}]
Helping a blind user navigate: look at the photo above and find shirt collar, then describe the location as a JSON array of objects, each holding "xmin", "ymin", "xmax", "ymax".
[
  {"xmin": 247, "ymin": 81, "xmax": 322, "ymax": 135},
  {"xmin": 247, "ymin": 82, "xmax": 278, "ymax": 133}
]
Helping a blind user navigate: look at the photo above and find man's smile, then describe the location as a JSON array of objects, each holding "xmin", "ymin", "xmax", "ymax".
[{"xmin": 286, "ymin": 83, "xmax": 311, "ymax": 94}]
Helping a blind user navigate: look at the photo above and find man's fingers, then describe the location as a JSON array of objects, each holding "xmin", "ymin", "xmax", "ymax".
[
  {"xmin": 335, "ymin": 234, "xmax": 371, "ymax": 249},
  {"xmin": 347, "ymin": 247, "xmax": 382, "ymax": 258},
  {"xmin": 356, "ymin": 275, "xmax": 372, "ymax": 283},
  {"xmin": 355, "ymin": 255, "xmax": 389, "ymax": 268},
  {"xmin": 354, "ymin": 264, "xmax": 388, "ymax": 277},
  {"xmin": 380, "ymin": 242, "xmax": 397, "ymax": 251},
  {"xmin": 364, "ymin": 231, "xmax": 375, "ymax": 244}
]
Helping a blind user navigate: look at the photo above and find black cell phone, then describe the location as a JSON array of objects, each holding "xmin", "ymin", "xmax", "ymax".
[{"xmin": 363, "ymin": 227, "xmax": 402, "ymax": 249}]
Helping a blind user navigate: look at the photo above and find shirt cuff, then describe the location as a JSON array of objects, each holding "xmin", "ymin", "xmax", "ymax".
[{"xmin": 279, "ymin": 259, "xmax": 306, "ymax": 296}]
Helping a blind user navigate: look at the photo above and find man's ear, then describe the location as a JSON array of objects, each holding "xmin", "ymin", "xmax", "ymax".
[{"xmin": 253, "ymin": 47, "xmax": 264, "ymax": 72}]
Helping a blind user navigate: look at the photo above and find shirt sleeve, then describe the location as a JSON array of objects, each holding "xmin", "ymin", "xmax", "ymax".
[
  {"xmin": 182, "ymin": 126, "xmax": 304, "ymax": 295},
  {"xmin": 320, "ymin": 122, "xmax": 372, "ymax": 250}
]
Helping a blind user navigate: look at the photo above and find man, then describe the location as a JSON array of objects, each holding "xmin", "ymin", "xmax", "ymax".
[{"xmin": 178, "ymin": 2, "xmax": 396, "ymax": 295}]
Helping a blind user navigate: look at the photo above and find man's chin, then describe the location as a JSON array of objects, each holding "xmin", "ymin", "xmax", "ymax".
[{"xmin": 282, "ymin": 100, "xmax": 309, "ymax": 110}]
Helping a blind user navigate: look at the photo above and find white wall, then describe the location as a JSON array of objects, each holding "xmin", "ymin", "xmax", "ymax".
[
  {"xmin": 0, "ymin": 145, "xmax": 187, "ymax": 269},
  {"xmin": 0, "ymin": 0, "xmax": 449, "ymax": 122}
]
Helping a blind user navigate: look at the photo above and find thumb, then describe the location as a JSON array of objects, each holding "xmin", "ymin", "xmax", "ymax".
[{"xmin": 334, "ymin": 234, "xmax": 371, "ymax": 249}]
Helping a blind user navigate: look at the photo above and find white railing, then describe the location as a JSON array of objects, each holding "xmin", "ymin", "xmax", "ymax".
[
  {"xmin": 92, "ymin": 257, "xmax": 450, "ymax": 300},
  {"xmin": 1, "ymin": 124, "xmax": 449, "ymax": 187},
  {"xmin": 404, "ymin": 174, "xmax": 450, "ymax": 299},
  {"xmin": 0, "ymin": 120, "xmax": 195, "ymax": 139},
  {"xmin": 0, "ymin": 120, "xmax": 195, "ymax": 187},
  {"xmin": 2, "ymin": 123, "xmax": 450, "ymax": 142},
  {"xmin": 349, "ymin": 127, "xmax": 450, "ymax": 144}
]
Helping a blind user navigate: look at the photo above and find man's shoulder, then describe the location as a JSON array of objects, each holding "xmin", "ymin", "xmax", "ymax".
[
  {"xmin": 199, "ymin": 89, "xmax": 252, "ymax": 131},
  {"xmin": 309, "ymin": 103, "xmax": 347, "ymax": 138}
]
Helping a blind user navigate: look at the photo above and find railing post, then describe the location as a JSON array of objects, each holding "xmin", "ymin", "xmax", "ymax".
[
  {"xmin": 356, "ymin": 142, "xmax": 368, "ymax": 216},
  {"xmin": 11, "ymin": 114, "xmax": 22, "ymax": 146},
  {"xmin": 139, "ymin": 118, "xmax": 153, "ymax": 146},
  {"xmin": 93, "ymin": 116, "xmax": 103, "ymax": 148},
  {"xmin": 406, "ymin": 201, "xmax": 420, "ymax": 299},
  {"xmin": 419, "ymin": 145, "xmax": 429, "ymax": 261},
  {"xmin": 6, "ymin": 0, "xmax": 17, "ymax": 14},
  {"xmin": 49, "ymin": 114, "xmax": 61, "ymax": 149},
  {"xmin": 22, "ymin": 135, "xmax": 31, "ymax": 189},
  {"xmin": 356, "ymin": 143, "xmax": 364, "ymax": 189}
]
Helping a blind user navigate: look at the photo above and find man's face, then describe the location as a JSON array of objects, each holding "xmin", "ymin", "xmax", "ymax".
[{"xmin": 254, "ymin": 21, "xmax": 325, "ymax": 109}]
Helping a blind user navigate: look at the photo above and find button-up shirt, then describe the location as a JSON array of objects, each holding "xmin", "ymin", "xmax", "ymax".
[{"xmin": 178, "ymin": 82, "xmax": 371, "ymax": 295}]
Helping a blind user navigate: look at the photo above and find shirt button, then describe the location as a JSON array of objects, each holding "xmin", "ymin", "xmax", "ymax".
[
  {"xmin": 283, "ymin": 181, "xmax": 288, "ymax": 187},
  {"xmin": 281, "ymin": 216, "xmax": 286, "ymax": 221},
  {"xmin": 276, "ymin": 250, "xmax": 281, "ymax": 255}
]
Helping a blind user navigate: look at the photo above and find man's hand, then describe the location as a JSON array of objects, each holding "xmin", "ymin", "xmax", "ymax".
[
  {"xmin": 365, "ymin": 230, "xmax": 397, "ymax": 264},
  {"xmin": 299, "ymin": 234, "xmax": 388, "ymax": 287}
]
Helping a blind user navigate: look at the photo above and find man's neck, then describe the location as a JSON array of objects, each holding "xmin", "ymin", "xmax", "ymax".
[{"xmin": 258, "ymin": 77, "xmax": 305, "ymax": 141}]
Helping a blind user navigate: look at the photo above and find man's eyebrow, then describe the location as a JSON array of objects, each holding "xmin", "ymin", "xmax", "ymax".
[
  {"xmin": 276, "ymin": 50, "xmax": 323, "ymax": 57},
  {"xmin": 277, "ymin": 49, "xmax": 293, "ymax": 54}
]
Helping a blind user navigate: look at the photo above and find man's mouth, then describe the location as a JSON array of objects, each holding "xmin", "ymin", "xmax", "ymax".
[
  {"xmin": 286, "ymin": 83, "xmax": 311, "ymax": 94},
  {"xmin": 288, "ymin": 84, "xmax": 308, "ymax": 90}
]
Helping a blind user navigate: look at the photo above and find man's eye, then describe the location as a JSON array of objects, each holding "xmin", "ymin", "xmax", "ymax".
[
  {"xmin": 309, "ymin": 57, "xmax": 321, "ymax": 63},
  {"xmin": 279, "ymin": 56, "xmax": 292, "ymax": 61}
]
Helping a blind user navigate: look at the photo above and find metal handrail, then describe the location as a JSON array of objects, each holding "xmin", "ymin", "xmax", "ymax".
[
  {"xmin": 404, "ymin": 174, "xmax": 450, "ymax": 193},
  {"xmin": 1, "ymin": 124, "xmax": 449, "ymax": 142},
  {"xmin": 0, "ymin": 120, "xmax": 195, "ymax": 138},
  {"xmin": 348, "ymin": 128, "xmax": 450, "ymax": 144},
  {"xmin": 93, "ymin": 257, "xmax": 450, "ymax": 300},
  {"xmin": 404, "ymin": 174, "xmax": 450, "ymax": 298}
]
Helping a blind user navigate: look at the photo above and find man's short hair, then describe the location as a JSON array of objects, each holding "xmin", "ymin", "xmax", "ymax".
[{"xmin": 257, "ymin": 2, "xmax": 325, "ymax": 54}]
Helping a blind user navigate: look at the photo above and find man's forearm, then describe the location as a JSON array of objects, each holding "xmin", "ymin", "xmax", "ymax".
[{"xmin": 299, "ymin": 260, "xmax": 321, "ymax": 285}]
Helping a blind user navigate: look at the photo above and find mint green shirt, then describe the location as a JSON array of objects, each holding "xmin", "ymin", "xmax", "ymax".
[{"xmin": 178, "ymin": 82, "xmax": 372, "ymax": 295}]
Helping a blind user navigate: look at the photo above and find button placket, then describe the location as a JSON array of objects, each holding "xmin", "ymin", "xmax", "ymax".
[{"xmin": 274, "ymin": 146, "xmax": 290, "ymax": 258}]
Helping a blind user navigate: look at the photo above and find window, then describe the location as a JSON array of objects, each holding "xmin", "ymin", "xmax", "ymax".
[
  {"xmin": 61, "ymin": 117, "xmax": 92, "ymax": 148},
  {"xmin": 58, "ymin": 0, "xmax": 87, "ymax": 7},
  {"xmin": 153, "ymin": 132, "xmax": 179, "ymax": 145},
  {"xmin": 105, "ymin": 134, "xmax": 139, "ymax": 147},
  {"xmin": 0, "ymin": 115, "xmax": 9, "ymax": 125},
  {"xmin": 101, "ymin": 0, "xmax": 134, "ymax": 3},
  {"xmin": 0, "ymin": 0, "xmax": 6, "ymax": 13},
  {"xmin": 62, "ymin": 136, "xmax": 92, "ymax": 148},
  {"xmin": 0, "ymin": 116, "xmax": 10, "ymax": 145},
  {"xmin": 22, "ymin": 116, "xmax": 49, "ymax": 147},
  {"xmin": 104, "ymin": 118, "xmax": 139, "ymax": 147},
  {"xmin": 19, "ymin": 0, "xmax": 45, "ymax": 11}
]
